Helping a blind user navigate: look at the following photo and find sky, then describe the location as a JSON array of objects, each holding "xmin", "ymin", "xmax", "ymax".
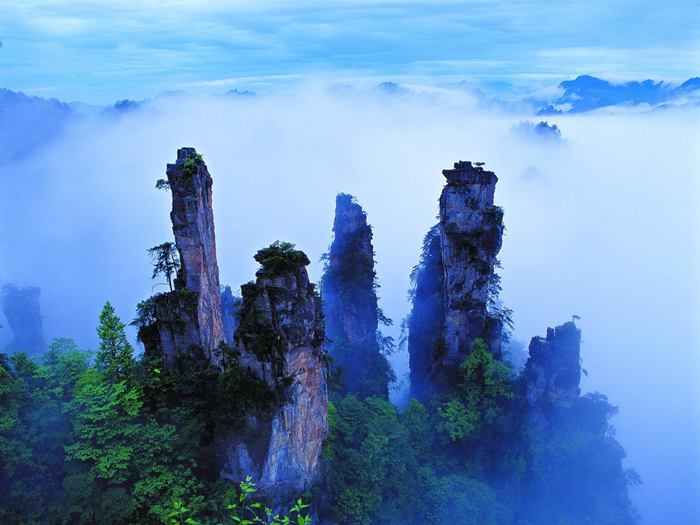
[{"xmin": 1, "ymin": 0, "xmax": 699, "ymax": 102}]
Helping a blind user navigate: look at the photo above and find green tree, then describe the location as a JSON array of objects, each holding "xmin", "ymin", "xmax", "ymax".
[
  {"xmin": 438, "ymin": 338, "xmax": 514, "ymax": 442},
  {"xmin": 148, "ymin": 242, "xmax": 180, "ymax": 291},
  {"xmin": 96, "ymin": 302, "xmax": 136, "ymax": 385}
]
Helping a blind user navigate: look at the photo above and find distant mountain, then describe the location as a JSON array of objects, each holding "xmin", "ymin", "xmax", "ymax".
[
  {"xmin": 0, "ymin": 89, "xmax": 76, "ymax": 165},
  {"xmin": 538, "ymin": 74, "xmax": 700, "ymax": 114}
]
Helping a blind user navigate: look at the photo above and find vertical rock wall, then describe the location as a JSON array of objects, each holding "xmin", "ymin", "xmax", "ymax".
[
  {"xmin": 407, "ymin": 225, "xmax": 445, "ymax": 400},
  {"xmin": 151, "ymin": 148, "xmax": 224, "ymax": 367},
  {"xmin": 322, "ymin": 194, "xmax": 390, "ymax": 398},
  {"xmin": 439, "ymin": 161, "xmax": 504, "ymax": 363},
  {"xmin": 525, "ymin": 321, "xmax": 582, "ymax": 409},
  {"xmin": 2, "ymin": 284, "xmax": 45, "ymax": 356},
  {"xmin": 408, "ymin": 161, "xmax": 505, "ymax": 397},
  {"xmin": 218, "ymin": 246, "xmax": 328, "ymax": 498}
]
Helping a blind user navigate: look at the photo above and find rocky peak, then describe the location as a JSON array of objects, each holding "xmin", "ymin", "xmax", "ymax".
[
  {"xmin": 218, "ymin": 242, "xmax": 328, "ymax": 498},
  {"xmin": 439, "ymin": 160, "xmax": 504, "ymax": 364},
  {"xmin": 321, "ymin": 193, "xmax": 391, "ymax": 399},
  {"xmin": 525, "ymin": 321, "xmax": 582, "ymax": 409},
  {"xmin": 140, "ymin": 148, "xmax": 224, "ymax": 368},
  {"xmin": 1, "ymin": 284, "xmax": 45, "ymax": 356},
  {"xmin": 407, "ymin": 161, "xmax": 505, "ymax": 397},
  {"xmin": 165, "ymin": 147, "xmax": 224, "ymax": 355}
]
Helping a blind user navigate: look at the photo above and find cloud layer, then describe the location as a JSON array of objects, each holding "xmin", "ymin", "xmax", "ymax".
[{"xmin": 0, "ymin": 86, "xmax": 698, "ymax": 524}]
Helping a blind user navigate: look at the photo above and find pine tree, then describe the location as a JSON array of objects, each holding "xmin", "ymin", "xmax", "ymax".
[{"xmin": 96, "ymin": 302, "xmax": 135, "ymax": 385}]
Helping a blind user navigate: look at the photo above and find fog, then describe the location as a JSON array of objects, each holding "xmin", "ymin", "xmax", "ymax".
[{"xmin": 0, "ymin": 84, "xmax": 698, "ymax": 524}]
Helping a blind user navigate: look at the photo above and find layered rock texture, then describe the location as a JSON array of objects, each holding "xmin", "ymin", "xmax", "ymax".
[
  {"xmin": 218, "ymin": 244, "xmax": 328, "ymax": 497},
  {"xmin": 440, "ymin": 161, "xmax": 504, "ymax": 362},
  {"xmin": 408, "ymin": 161, "xmax": 504, "ymax": 397},
  {"xmin": 2, "ymin": 284, "xmax": 45, "ymax": 356},
  {"xmin": 321, "ymin": 194, "xmax": 391, "ymax": 399},
  {"xmin": 525, "ymin": 321, "xmax": 582, "ymax": 409},
  {"xmin": 138, "ymin": 149, "xmax": 329, "ymax": 499},
  {"xmin": 147, "ymin": 148, "xmax": 225, "ymax": 368}
]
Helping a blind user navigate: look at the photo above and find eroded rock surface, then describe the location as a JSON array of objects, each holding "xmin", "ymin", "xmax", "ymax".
[
  {"xmin": 322, "ymin": 194, "xmax": 390, "ymax": 398},
  {"xmin": 218, "ymin": 245, "xmax": 328, "ymax": 498},
  {"xmin": 439, "ymin": 161, "xmax": 504, "ymax": 363},
  {"xmin": 408, "ymin": 161, "xmax": 505, "ymax": 397},
  {"xmin": 525, "ymin": 321, "xmax": 582, "ymax": 409}
]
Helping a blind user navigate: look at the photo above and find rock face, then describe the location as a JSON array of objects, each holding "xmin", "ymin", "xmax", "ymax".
[
  {"xmin": 220, "ymin": 285, "xmax": 241, "ymax": 346},
  {"xmin": 152, "ymin": 148, "xmax": 224, "ymax": 367},
  {"xmin": 321, "ymin": 194, "xmax": 390, "ymax": 398},
  {"xmin": 408, "ymin": 161, "xmax": 504, "ymax": 397},
  {"xmin": 2, "ymin": 284, "xmax": 45, "ymax": 356},
  {"xmin": 525, "ymin": 321, "xmax": 582, "ymax": 409},
  {"xmin": 217, "ymin": 244, "xmax": 328, "ymax": 498},
  {"xmin": 440, "ymin": 161, "xmax": 504, "ymax": 363},
  {"xmin": 407, "ymin": 226, "xmax": 445, "ymax": 400}
]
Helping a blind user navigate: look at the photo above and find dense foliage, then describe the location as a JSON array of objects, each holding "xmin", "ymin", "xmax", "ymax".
[
  {"xmin": 321, "ymin": 340, "xmax": 639, "ymax": 525},
  {"xmin": 0, "ymin": 304, "xmax": 300, "ymax": 524}
]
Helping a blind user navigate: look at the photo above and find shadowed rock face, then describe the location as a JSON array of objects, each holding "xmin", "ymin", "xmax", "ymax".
[
  {"xmin": 408, "ymin": 161, "xmax": 504, "ymax": 398},
  {"xmin": 407, "ymin": 225, "xmax": 445, "ymax": 400},
  {"xmin": 153, "ymin": 148, "xmax": 224, "ymax": 367},
  {"xmin": 439, "ymin": 161, "xmax": 503, "ymax": 364},
  {"xmin": 525, "ymin": 321, "xmax": 582, "ymax": 409},
  {"xmin": 2, "ymin": 284, "xmax": 45, "ymax": 356},
  {"xmin": 322, "ymin": 194, "xmax": 390, "ymax": 399},
  {"xmin": 218, "ymin": 250, "xmax": 328, "ymax": 498}
]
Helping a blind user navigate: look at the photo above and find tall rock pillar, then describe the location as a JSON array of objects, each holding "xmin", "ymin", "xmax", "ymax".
[
  {"xmin": 144, "ymin": 148, "xmax": 224, "ymax": 368},
  {"xmin": 439, "ymin": 161, "xmax": 504, "ymax": 364},
  {"xmin": 321, "ymin": 194, "xmax": 390, "ymax": 398},
  {"xmin": 525, "ymin": 321, "xmax": 582, "ymax": 409},
  {"xmin": 217, "ymin": 243, "xmax": 328, "ymax": 499}
]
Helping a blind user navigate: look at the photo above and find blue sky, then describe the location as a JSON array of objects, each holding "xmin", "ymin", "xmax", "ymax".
[{"xmin": 0, "ymin": 0, "xmax": 699, "ymax": 102}]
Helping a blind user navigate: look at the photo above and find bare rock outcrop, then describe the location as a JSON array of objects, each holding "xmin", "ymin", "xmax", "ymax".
[
  {"xmin": 408, "ymin": 161, "xmax": 505, "ymax": 397},
  {"xmin": 147, "ymin": 148, "xmax": 224, "ymax": 367},
  {"xmin": 2, "ymin": 284, "xmax": 45, "ymax": 356},
  {"xmin": 217, "ymin": 243, "xmax": 328, "ymax": 498},
  {"xmin": 439, "ymin": 161, "xmax": 504, "ymax": 363},
  {"xmin": 321, "ymin": 194, "xmax": 390, "ymax": 398},
  {"xmin": 525, "ymin": 321, "xmax": 582, "ymax": 409}
]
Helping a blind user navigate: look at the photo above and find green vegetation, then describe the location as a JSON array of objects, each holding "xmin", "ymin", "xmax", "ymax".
[
  {"xmin": 0, "ymin": 304, "xmax": 309, "ymax": 524},
  {"xmin": 148, "ymin": 242, "xmax": 181, "ymax": 291},
  {"xmin": 182, "ymin": 153, "xmax": 204, "ymax": 176},
  {"xmin": 254, "ymin": 241, "xmax": 310, "ymax": 277}
]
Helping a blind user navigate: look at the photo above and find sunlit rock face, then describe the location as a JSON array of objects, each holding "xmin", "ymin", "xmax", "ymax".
[
  {"xmin": 321, "ymin": 193, "xmax": 390, "ymax": 399},
  {"xmin": 525, "ymin": 321, "xmax": 582, "ymax": 409},
  {"xmin": 217, "ymin": 250, "xmax": 328, "ymax": 498},
  {"xmin": 152, "ymin": 148, "xmax": 225, "ymax": 367},
  {"xmin": 1, "ymin": 284, "xmax": 45, "ymax": 356},
  {"xmin": 408, "ymin": 161, "xmax": 504, "ymax": 397}
]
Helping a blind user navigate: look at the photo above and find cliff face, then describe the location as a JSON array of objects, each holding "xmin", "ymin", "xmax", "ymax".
[
  {"xmin": 220, "ymin": 285, "xmax": 241, "ymax": 346},
  {"xmin": 218, "ymin": 244, "xmax": 328, "ymax": 497},
  {"xmin": 321, "ymin": 194, "xmax": 391, "ymax": 399},
  {"xmin": 525, "ymin": 321, "xmax": 582, "ymax": 409},
  {"xmin": 139, "ymin": 150, "xmax": 329, "ymax": 498},
  {"xmin": 152, "ymin": 148, "xmax": 224, "ymax": 367},
  {"xmin": 408, "ymin": 161, "xmax": 504, "ymax": 397},
  {"xmin": 439, "ymin": 161, "xmax": 504, "ymax": 363},
  {"xmin": 2, "ymin": 284, "xmax": 45, "ymax": 356},
  {"xmin": 407, "ymin": 226, "xmax": 445, "ymax": 400}
]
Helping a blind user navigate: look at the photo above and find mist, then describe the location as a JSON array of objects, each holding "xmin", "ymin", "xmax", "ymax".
[{"xmin": 0, "ymin": 84, "xmax": 698, "ymax": 524}]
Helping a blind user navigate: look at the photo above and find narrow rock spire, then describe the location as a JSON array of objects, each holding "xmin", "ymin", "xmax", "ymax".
[{"xmin": 322, "ymin": 193, "xmax": 391, "ymax": 399}]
